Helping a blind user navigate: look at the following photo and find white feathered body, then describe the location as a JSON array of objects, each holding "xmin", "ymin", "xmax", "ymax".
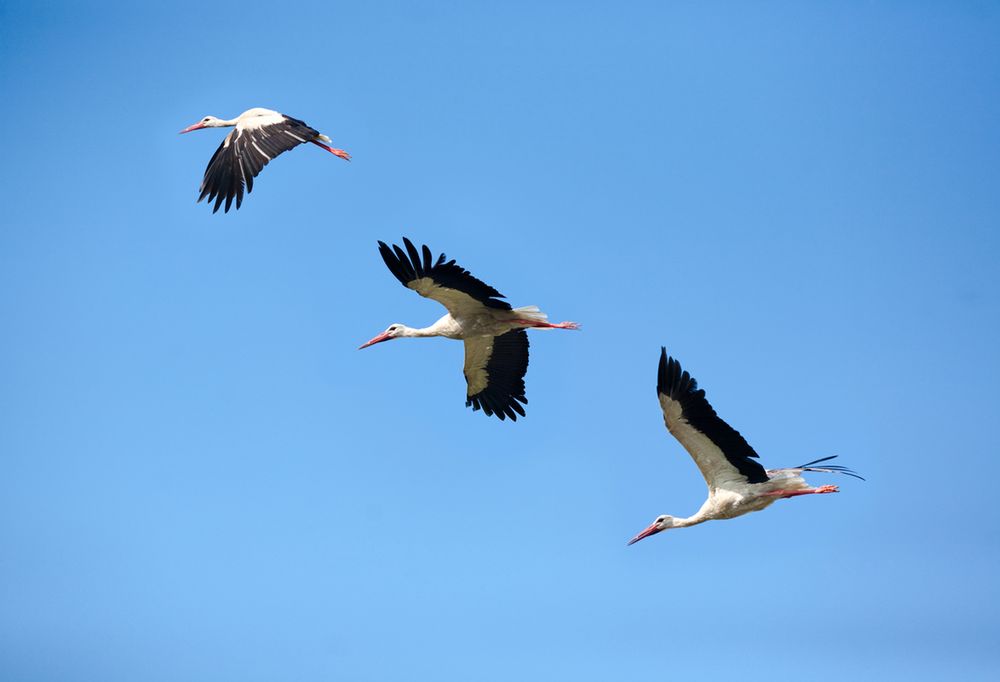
[
  {"xmin": 695, "ymin": 469, "xmax": 813, "ymax": 521},
  {"xmin": 418, "ymin": 305, "xmax": 551, "ymax": 340}
]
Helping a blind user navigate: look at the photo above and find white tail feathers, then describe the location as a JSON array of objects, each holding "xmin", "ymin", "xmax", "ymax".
[
  {"xmin": 513, "ymin": 305, "xmax": 549, "ymax": 323},
  {"xmin": 317, "ymin": 133, "xmax": 332, "ymax": 143},
  {"xmin": 512, "ymin": 306, "xmax": 580, "ymax": 331}
]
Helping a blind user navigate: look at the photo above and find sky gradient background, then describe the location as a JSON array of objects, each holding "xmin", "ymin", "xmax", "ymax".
[{"xmin": 2, "ymin": 1, "xmax": 999, "ymax": 680}]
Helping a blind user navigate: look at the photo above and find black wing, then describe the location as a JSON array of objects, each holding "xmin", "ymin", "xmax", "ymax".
[
  {"xmin": 377, "ymin": 238, "xmax": 512, "ymax": 313},
  {"xmin": 198, "ymin": 116, "xmax": 320, "ymax": 213},
  {"xmin": 464, "ymin": 330, "xmax": 529, "ymax": 421},
  {"xmin": 657, "ymin": 348, "xmax": 769, "ymax": 486}
]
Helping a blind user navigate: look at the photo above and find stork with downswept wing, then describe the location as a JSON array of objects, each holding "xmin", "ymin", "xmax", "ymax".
[
  {"xmin": 627, "ymin": 348, "xmax": 863, "ymax": 544},
  {"xmin": 359, "ymin": 238, "xmax": 579, "ymax": 421},
  {"xmin": 180, "ymin": 107, "xmax": 350, "ymax": 213}
]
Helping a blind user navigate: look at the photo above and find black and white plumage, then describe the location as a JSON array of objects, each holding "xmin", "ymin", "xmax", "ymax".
[
  {"xmin": 180, "ymin": 108, "xmax": 350, "ymax": 213},
  {"xmin": 463, "ymin": 329, "xmax": 530, "ymax": 419},
  {"xmin": 359, "ymin": 238, "xmax": 579, "ymax": 421},
  {"xmin": 627, "ymin": 348, "xmax": 862, "ymax": 545}
]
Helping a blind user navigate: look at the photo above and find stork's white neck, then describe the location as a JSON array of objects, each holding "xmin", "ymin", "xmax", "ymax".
[
  {"xmin": 668, "ymin": 515, "xmax": 704, "ymax": 529},
  {"xmin": 203, "ymin": 116, "xmax": 238, "ymax": 128},
  {"xmin": 399, "ymin": 316, "xmax": 460, "ymax": 339},
  {"xmin": 398, "ymin": 324, "xmax": 440, "ymax": 338}
]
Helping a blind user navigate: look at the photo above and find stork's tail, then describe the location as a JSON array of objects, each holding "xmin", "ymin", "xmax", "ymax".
[
  {"xmin": 793, "ymin": 455, "xmax": 865, "ymax": 481},
  {"xmin": 512, "ymin": 306, "xmax": 581, "ymax": 330},
  {"xmin": 513, "ymin": 305, "xmax": 548, "ymax": 322}
]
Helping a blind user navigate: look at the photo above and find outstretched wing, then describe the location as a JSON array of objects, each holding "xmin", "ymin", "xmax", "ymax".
[
  {"xmin": 198, "ymin": 114, "xmax": 320, "ymax": 213},
  {"xmin": 378, "ymin": 238, "xmax": 512, "ymax": 317},
  {"xmin": 656, "ymin": 348, "xmax": 769, "ymax": 489},
  {"xmin": 463, "ymin": 330, "xmax": 529, "ymax": 421}
]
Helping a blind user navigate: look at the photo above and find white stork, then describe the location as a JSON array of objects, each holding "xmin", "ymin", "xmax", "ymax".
[
  {"xmin": 627, "ymin": 348, "xmax": 863, "ymax": 545},
  {"xmin": 359, "ymin": 238, "xmax": 579, "ymax": 421},
  {"xmin": 179, "ymin": 108, "xmax": 350, "ymax": 213}
]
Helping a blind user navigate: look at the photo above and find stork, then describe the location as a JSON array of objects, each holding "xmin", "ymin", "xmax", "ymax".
[
  {"xmin": 180, "ymin": 108, "xmax": 350, "ymax": 213},
  {"xmin": 359, "ymin": 238, "xmax": 579, "ymax": 421},
  {"xmin": 627, "ymin": 348, "xmax": 863, "ymax": 545}
]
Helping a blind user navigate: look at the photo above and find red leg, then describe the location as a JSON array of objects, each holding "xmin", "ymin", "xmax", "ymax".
[
  {"xmin": 310, "ymin": 139, "xmax": 351, "ymax": 161},
  {"xmin": 761, "ymin": 485, "xmax": 839, "ymax": 498}
]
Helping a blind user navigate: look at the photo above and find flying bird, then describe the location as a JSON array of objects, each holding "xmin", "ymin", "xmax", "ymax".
[
  {"xmin": 180, "ymin": 108, "xmax": 350, "ymax": 213},
  {"xmin": 627, "ymin": 348, "xmax": 862, "ymax": 545},
  {"xmin": 360, "ymin": 238, "xmax": 579, "ymax": 421}
]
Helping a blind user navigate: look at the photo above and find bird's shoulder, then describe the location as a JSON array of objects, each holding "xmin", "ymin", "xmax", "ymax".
[{"xmin": 236, "ymin": 109, "xmax": 286, "ymax": 131}]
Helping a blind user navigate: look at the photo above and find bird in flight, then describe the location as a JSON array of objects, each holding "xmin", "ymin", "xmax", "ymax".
[
  {"xmin": 360, "ymin": 238, "xmax": 580, "ymax": 421},
  {"xmin": 628, "ymin": 348, "xmax": 863, "ymax": 545},
  {"xmin": 180, "ymin": 107, "xmax": 350, "ymax": 213}
]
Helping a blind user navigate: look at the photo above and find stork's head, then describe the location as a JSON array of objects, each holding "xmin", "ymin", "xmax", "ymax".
[
  {"xmin": 358, "ymin": 323, "xmax": 407, "ymax": 349},
  {"xmin": 179, "ymin": 115, "xmax": 228, "ymax": 133},
  {"xmin": 627, "ymin": 514, "xmax": 676, "ymax": 545}
]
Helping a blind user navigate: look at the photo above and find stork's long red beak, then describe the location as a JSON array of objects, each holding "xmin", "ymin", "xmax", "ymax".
[
  {"xmin": 627, "ymin": 522, "xmax": 663, "ymax": 546},
  {"xmin": 358, "ymin": 332, "xmax": 392, "ymax": 350},
  {"xmin": 179, "ymin": 122, "xmax": 207, "ymax": 134}
]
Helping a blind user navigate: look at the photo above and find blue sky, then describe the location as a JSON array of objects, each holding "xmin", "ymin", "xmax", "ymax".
[{"xmin": 2, "ymin": 1, "xmax": 999, "ymax": 679}]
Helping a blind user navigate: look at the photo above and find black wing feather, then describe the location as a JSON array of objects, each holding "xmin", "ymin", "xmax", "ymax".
[
  {"xmin": 422, "ymin": 244, "xmax": 434, "ymax": 271},
  {"xmin": 377, "ymin": 238, "xmax": 511, "ymax": 310},
  {"xmin": 466, "ymin": 330, "xmax": 529, "ymax": 421},
  {"xmin": 793, "ymin": 455, "xmax": 866, "ymax": 481},
  {"xmin": 657, "ymin": 348, "xmax": 769, "ymax": 484}
]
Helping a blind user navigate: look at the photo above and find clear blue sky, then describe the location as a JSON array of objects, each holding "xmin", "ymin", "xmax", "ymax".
[{"xmin": 2, "ymin": 1, "xmax": 998, "ymax": 680}]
